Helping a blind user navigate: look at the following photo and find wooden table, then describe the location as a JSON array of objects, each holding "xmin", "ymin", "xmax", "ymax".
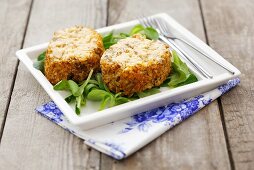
[{"xmin": 0, "ymin": 0, "xmax": 253, "ymax": 169}]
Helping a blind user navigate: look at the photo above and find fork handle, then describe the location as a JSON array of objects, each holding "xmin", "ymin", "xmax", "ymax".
[
  {"xmin": 159, "ymin": 35, "xmax": 213, "ymax": 79},
  {"xmin": 167, "ymin": 37, "xmax": 235, "ymax": 75}
]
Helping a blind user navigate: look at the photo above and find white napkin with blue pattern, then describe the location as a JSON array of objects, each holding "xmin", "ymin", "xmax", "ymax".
[{"xmin": 36, "ymin": 78, "xmax": 240, "ymax": 159}]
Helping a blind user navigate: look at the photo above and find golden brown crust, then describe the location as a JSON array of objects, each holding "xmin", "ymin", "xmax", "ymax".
[
  {"xmin": 45, "ymin": 26, "xmax": 104, "ymax": 84},
  {"xmin": 100, "ymin": 35, "xmax": 171, "ymax": 96}
]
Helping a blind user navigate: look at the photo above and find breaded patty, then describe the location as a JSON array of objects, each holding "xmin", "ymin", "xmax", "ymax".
[
  {"xmin": 100, "ymin": 34, "xmax": 171, "ymax": 96},
  {"xmin": 45, "ymin": 26, "xmax": 104, "ymax": 84}
]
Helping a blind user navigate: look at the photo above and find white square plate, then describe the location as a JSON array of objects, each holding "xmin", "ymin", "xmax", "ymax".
[{"xmin": 16, "ymin": 13, "xmax": 240, "ymax": 130}]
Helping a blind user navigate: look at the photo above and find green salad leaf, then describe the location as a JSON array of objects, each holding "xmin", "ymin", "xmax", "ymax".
[
  {"xmin": 137, "ymin": 88, "xmax": 160, "ymax": 98},
  {"xmin": 86, "ymin": 76, "xmax": 130, "ymax": 110},
  {"xmin": 37, "ymin": 51, "xmax": 46, "ymax": 61},
  {"xmin": 53, "ymin": 80, "xmax": 69, "ymax": 90},
  {"xmin": 52, "ymin": 51, "xmax": 197, "ymax": 115},
  {"xmin": 84, "ymin": 83, "xmax": 98, "ymax": 95},
  {"xmin": 130, "ymin": 24, "xmax": 145, "ymax": 35},
  {"xmin": 102, "ymin": 24, "xmax": 159, "ymax": 49},
  {"xmin": 143, "ymin": 27, "xmax": 159, "ymax": 40},
  {"xmin": 53, "ymin": 70, "xmax": 94, "ymax": 115},
  {"xmin": 102, "ymin": 33, "xmax": 117, "ymax": 49},
  {"xmin": 74, "ymin": 69, "xmax": 93, "ymax": 96},
  {"xmin": 87, "ymin": 89, "xmax": 109, "ymax": 101},
  {"xmin": 68, "ymin": 80, "xmax": 79, "ymax": 94},
  {"xmin": 115, "ymin": 96, "xmax": 130, "ymax": 105},
  {"xmin": 65, "ymin": 95, "xmax": 75, "ymax": 103},
  {"xmin": 33, "ymin": 51, "xmax": 46, "ymax": 73},
  {"xmin": 54, "ymin": 80, "xmax": 79, "ymax": 94},
  {"xmin": 168, "ymin": 51, "xmax": 198, "ymax": 87},
  {"xmin": 67, "ymin": 80, "xmax": 79, "ymax": 94},
  {"xmin": 53, "ymin": 71, "xmax": 131, "ymax": 114},
  {"xmin": 75, "ymin": 96, "xmax": 82, "ymax": 115},
  {"xmin": 34, "ymin": 25, "xmax": 198, "ymax": 115},
  {"xmin": 130, "ymin": 24, "xmax": 159, "ymax": 40},
  {"xmin": 100, "ymin": 95, "xmax": 111, "ymax": 110},
  {"xmin": 95, "ymin": 73, "xmax": 109, "ymax": 91},
  {"xmin": 75, "ymin": 95, "xmax": 86, "ymax": 115}
]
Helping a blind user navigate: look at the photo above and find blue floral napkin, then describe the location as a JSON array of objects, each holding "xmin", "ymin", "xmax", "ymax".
[{"xmin": 36, "ymin": 78, "xmax": 240, "ymax": 160}]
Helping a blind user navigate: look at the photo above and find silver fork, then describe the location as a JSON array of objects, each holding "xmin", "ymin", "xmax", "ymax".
[
  {"xmin": 139, "ymin": 17, "xmax": 213, "ymax": 79},
  {"xmin": 150, "ymin": 17, "xmax": 235, "ymax": 75}
]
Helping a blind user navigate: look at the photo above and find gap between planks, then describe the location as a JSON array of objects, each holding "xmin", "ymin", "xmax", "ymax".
[
  {"xmin": 0, "ymin": 0, "xmax": 34, "ymax": 143},
  {"xmin": 218, "ymin": 98, "xmax": 236, "ymax": 170},
  {"xmin": 198, "ymin": 0, "xmax": 235, "ymax": 169},
  {"xmin": 0, "ymin": 0, "xmax": 107, "ymax": 169}
]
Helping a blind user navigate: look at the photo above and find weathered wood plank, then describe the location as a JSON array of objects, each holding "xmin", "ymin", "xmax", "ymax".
[
  {"xmin": 0, "ymin": 0, "xmax": 107, "ymax": 169},
  {"xmin": 100, "ymin": 0, "xmax": 231, "ymax": 169},
  {"xmin": 0, "ymin": 0, "xmax": 32, "ymax": 136},
  {"xmin": 200, "ymin": 0, "xmax": 254, "ymax": 169}
]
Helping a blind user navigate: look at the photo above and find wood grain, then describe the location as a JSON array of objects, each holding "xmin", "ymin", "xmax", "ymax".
[
  {"xmin": 101, "ymin": 0, "xmax": 231, "ymax": 169},
  {"xmin": 0, "ymin": 0, "xmax": 32, "ymax": 136},
  {"xmin": 200, "ymin": 0, "xmax": 254, "ymax": 169},
  {"xmin": 0, "ymin": 0, "xmax": 107, "ymax": 169},
  {"xmin": 1, "ymin": 0, "xmax": 252, "ymax": 169}
]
